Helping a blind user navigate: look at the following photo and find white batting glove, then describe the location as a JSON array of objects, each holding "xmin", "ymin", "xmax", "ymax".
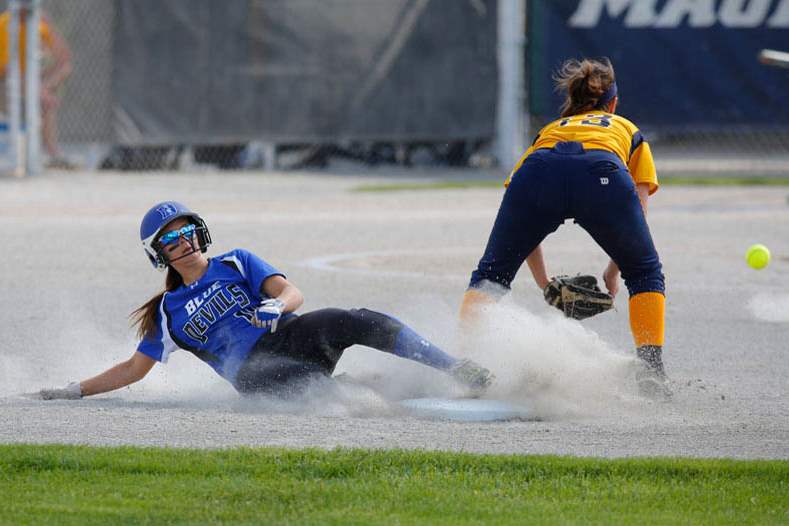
[
  {"xmin": 252, "ymin": 298, "xmax": 286, "ymax": 332},
  {"xmin": 40, "ymin": 382, "xmax": 82, "ymax": 400}
]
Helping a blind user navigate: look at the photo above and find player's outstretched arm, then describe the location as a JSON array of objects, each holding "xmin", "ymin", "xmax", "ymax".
[
  {"xmin": 40, "ymin": 351, "xmax": 156, "ymax": 400},
  {"xmin": 603, "ymin": 260, "xmax": 620, "ymax": 297},
  {"xmin": 526, "ymin": 244, "xmax": 550, "ymax": 290},
  {"xmin": 251, "ymin": 275, "xmax": 305, "ymax": 332},
  {"xmin": 261, "ymin": 275, "xmax": 304, "ymax": 313}
]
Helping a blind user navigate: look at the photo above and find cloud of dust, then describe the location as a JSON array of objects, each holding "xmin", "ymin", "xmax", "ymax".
[
  {"xmin": 1, "ymin": 307, "xmax": 236, "ymax": 406},
  {"xmin": 1, "ymin": 315, "xmax": 134, "ymax": 398},
  {"xmin": 457, "ymin": 298, "xmax": 641, "ymax": 419},
  {"xmin": 280, "ymin": 292, "xmax": 643, "ymax": 421},
  {"xmin": 4, "ymin": 292, "xmax": 642, "ymax": 422}
]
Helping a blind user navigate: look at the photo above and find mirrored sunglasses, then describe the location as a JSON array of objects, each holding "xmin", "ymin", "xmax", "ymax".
[{"xmin": 158, "ymin": 224, "xmax": 197, "ymax": 246}]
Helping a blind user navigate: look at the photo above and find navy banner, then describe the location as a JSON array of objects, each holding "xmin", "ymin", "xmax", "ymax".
[{"xmin": 528, "ymin": 0, "xmax": 789, "ymax": 130}]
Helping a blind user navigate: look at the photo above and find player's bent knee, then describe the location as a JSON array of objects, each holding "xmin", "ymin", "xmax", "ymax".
[
  {"xmin": 623, "ymin": 270, "xmax": 665, "ymax": 297},
  {"xmin": 349, "ymin": 308, "xmax": 403, "ymax": 332},
  {"xmin": 467, "ymin": 278, "xmax": 510, "ymax": 297},
  {"xmin": 340, "ymin": 308, "xmax": 403, "ymax": 348},
  {"xmin": 469, "ymin": 271, "xmax": 512, "ymax": 291}
]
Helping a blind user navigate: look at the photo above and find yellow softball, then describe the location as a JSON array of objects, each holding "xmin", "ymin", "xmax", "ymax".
[{"xmin": 745, "ymin": 244, "xmax": 770, "ymax": 270}]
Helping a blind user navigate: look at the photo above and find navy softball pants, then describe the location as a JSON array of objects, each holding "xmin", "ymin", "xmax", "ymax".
[
  {"xmin": 470, "ymin": 141, "xmax": 664, "ymax": 297},
  {"xmin": 234, "ymin": 308, "xmax": 402, "ymax": 396}
]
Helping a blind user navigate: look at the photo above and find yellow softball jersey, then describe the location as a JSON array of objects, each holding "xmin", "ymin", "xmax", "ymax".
[
  {"xmin": 507, "ymin": 112, "xmax": 658, "ymax": 194},
  {"xmin": 0, "ymin": 11, "xmax": 54, "ymax": 75}
]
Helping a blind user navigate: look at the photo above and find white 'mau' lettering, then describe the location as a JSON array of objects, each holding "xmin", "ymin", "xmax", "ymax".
[
  {"xmin": 569, "ymin": 0, "xmax": 659, "ymax": 27},
  {"xmin": 568, "ymin": 0, "xmax": 789, "ymax": 28},
  {"xmin": 719, "ymin": 0, "xmax": 772, "ymax": 27}
]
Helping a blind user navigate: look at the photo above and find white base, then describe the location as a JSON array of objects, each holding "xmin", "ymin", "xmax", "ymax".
[{"xmin": 399, "ymin": 398, "xmax": 531, "ymax": 422}]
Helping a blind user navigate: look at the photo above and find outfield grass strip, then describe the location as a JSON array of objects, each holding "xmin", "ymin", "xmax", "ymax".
[
  {"xmin": 353, "ymin": 176, "xmax": 789, "ymax": 192},
  {"xmin": 0, "ymin": 444, "xmax": 786, "ymax": 525}
]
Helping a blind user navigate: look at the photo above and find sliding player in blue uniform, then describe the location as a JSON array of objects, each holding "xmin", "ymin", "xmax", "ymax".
[
  {"xmin": 460, "ymin": 57, "xmax": 670, "ymax": 399},
  {"xmin": 41, "ymin": 201, "xmax": 492, "ymax": 400}
]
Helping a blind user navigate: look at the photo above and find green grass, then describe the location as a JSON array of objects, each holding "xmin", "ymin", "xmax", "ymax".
[
  {"xmin": 0, "ymin": 445, "xmax": 786, "ymax": 525},
  {"xmin": 353, "ymin": 180, "xmax": 503, "ymax": 192},
  {"xmin": 352, "ymin": 176, "xmax": 789, "ymax": 192},
  {"xmin": 659, "ymin": 176, "xmax": 789, "ymax": 186}
]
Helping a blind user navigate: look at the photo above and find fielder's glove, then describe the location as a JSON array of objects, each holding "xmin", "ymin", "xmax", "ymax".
[
  {"xmin": 543, "ymin": 274, "xmax": 614, "ymax": 320},
  {"xmin": 252, "ymin": 298, "xmax": 286, "ymax": 332},
  {"xmin": 40, "ymin": 382, "xmax": 82, "ymax": 400}
]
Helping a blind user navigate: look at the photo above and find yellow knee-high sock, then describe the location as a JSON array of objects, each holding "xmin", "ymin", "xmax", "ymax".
[
  {"xmin": 459, "ymin": 288, "xmax": 496, "ymax": 326},
  {"xmin": 629, "ymin": 292, "xmax": 665, "ymax": 347}
]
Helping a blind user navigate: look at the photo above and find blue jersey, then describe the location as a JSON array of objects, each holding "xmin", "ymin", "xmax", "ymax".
[{"xmin": 136, "ymin": 249, "xmax": 294, "ymax": 383}]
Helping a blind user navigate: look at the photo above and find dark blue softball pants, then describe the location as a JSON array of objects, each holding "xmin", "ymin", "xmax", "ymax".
[{"xmin": 470, "ymin": 141, "xmax": 664, "ymax": 297}]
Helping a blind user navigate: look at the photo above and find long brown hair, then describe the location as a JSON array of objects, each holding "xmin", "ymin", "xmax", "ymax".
[
  {"xmin": 553, "ymin": 57, "xmax": 616, "ymax": 118},
  {"xmin": 130, "ymin": 266, "xmax": 183, "ymax": 340}
]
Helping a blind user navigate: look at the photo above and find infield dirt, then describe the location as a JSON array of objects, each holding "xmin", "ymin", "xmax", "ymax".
[{"xmin": 1, "ymin": 170, "xmax": 787, "ymax": 458}]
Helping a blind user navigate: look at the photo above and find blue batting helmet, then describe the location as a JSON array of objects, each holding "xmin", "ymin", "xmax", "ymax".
[{"xmin": 140, "ymin": 201, "xmax": 212, "ymax": 269}]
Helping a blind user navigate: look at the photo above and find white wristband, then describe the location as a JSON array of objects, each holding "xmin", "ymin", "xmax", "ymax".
[{"xmin": 66, "ymin": 382, "xmax": 83, "ymax": 398}]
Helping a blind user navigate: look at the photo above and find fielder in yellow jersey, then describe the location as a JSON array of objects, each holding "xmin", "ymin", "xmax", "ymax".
[
  {"xmin": 507, "ymin": 111, "xmax": 658, "ymax": 194},
  {"xmin": 462, "ymin": 57, "xmax": 671, "ymax": 400}
]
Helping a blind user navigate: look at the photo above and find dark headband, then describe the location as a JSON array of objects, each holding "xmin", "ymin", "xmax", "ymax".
[{"xmin": 597, "ymin": 81, "xmax": 618, "ymax": 108}]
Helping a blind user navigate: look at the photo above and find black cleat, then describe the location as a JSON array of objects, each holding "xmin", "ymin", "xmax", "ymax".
[
  {"xmin": 449, "ymin": 359, "xmax": 494, "ymax": 395},
  {"xmin": 636, "ymin": 345, "xmax": 673, "ymax": 401}
]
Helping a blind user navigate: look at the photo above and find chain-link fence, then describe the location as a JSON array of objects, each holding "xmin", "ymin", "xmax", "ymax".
[
  {"xmin": 5, "ymin": 0, "xmax": 789, "ymax": 174},
  {"xmin": 34, "ymin": 0, "xmax": 498, "ymax": 171}
]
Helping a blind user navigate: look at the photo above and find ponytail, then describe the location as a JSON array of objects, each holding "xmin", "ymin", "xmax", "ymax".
[
  {"xmin": 553, "ymin": 57, "xmax": 616, "ymax": 118},
  {"xmin": 130, "ymin": 267, "xmax": 183, "ymax": 340}
]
